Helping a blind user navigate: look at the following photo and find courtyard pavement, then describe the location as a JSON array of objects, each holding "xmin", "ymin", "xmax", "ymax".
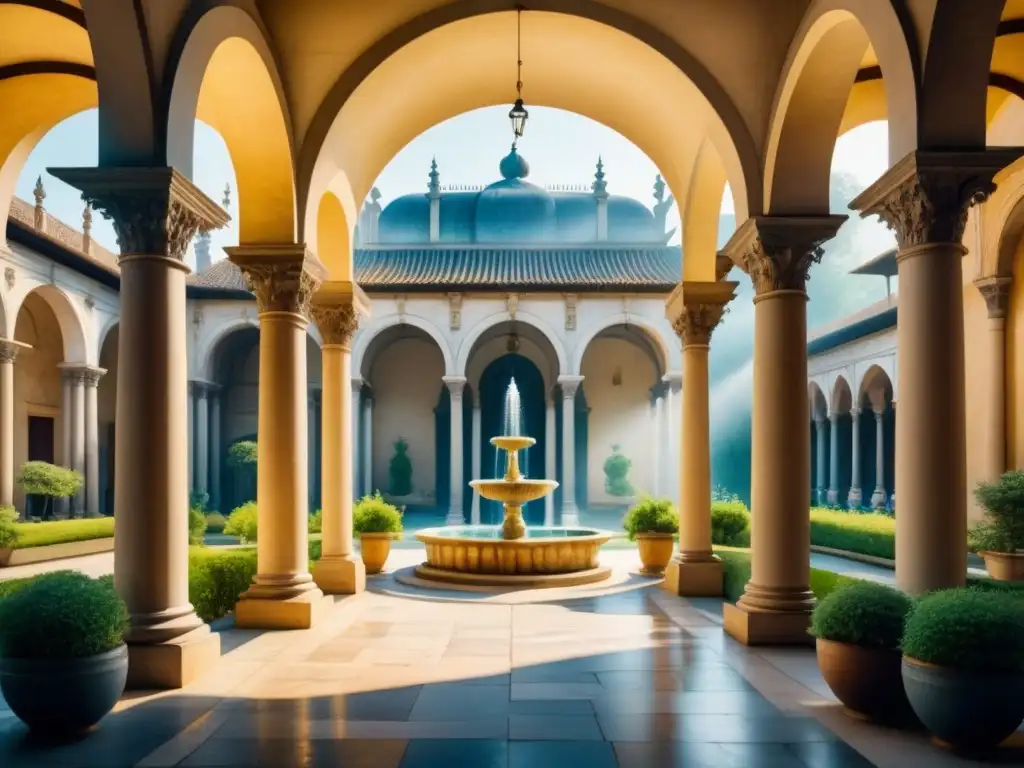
[{"xmin": 0, "ymin": 549, "xmax": 1022, "ymax": 767}]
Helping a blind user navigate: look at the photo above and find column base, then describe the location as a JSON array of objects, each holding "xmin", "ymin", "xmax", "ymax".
[
  {"xmin": 126, "ymin": 626, "xmax": 221, "ymax": 690},
  {"xmin": 846, "ymin": 488, "xmax": 862, "ymax": 508},
  {"xmin": 870, "ymin": 488, "xmax": 887, "ymax": 510},
  {"xmin": 445, "ymin": 508, "xmax": 465, "ymax": 525},
  {"xmin": 234, "ymin": 588, "xmax": 329, "ymax": 630},
  {"xmin": 561, "ymin": 505, "xmax": 580, "ymax": 527},
  {"xmin": 313, "ymin": 555, "xmax": 366, "ymax": 595},
  {"xmin": 723, "ymin": 602, "xmax": 813, "ymax": 646},
  {"xmin": 663, "ymin": 557, "xmax": 723, "ymax": 597},
  {"xmin": 826, "ymin": 489, "xmax": 839, "ymax": 506}
]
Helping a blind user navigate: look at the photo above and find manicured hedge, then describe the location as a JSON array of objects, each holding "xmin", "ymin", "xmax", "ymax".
[
  {"xmin": 711, "ymin": 502, "xmax": 750, "ymax": 547},
  {"xmin": 12, "ymin": 517, "xmax": 115, "ymax": 549},
  {"xmin": 715, "ymin": 546, "xmax": 860, "ymax": 604},
  {"xmin": 809, "ymin": 508, "xmax": 895, "ymax": 560},
  {"xmin": 188, "ymin": 547, "xmax": 258, "ymax": 623}
]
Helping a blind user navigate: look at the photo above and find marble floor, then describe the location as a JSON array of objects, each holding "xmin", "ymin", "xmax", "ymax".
[{"xmin": 0, "ymin": 560, "xmax": 1021, "ymax": 767}]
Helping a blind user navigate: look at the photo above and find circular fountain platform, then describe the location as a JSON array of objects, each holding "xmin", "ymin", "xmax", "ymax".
[{"xmin": 413, "ymin": 526, "xmax": 613, "ymax": 588}]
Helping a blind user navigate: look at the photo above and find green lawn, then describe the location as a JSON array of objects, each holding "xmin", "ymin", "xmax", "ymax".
[
  {"xmin": 809, "ymin": 508, "xmax": 895, "ymax": 560},
  {"xmin": 12, "ymin": 517, "xmax": 115, "ymax": 549}
]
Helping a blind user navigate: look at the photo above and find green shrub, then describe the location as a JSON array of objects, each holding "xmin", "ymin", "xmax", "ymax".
[
  {"xmin": 715, "ymin": 547, "xmax": 861, "ymax": 604},
  {"xmin": 309, "ymin": 509, "xmax": 322, "ymax": 534},
  {"xmin": 224, "ymin": 501, "xmax": 258, "ymax": 543},
  {"xmin": 603, "ymin": 445, "xmax": 634, "ymax": 497},
  {"xmin": 902, "ymin": 588, "xmax": 1024, "ymax": 672},
  {"xmin": 711, "ymin": 502, "xmax": 750, "ymax": 546},
  {"xmin": 810, "ymin": 581, "xmax": 912, "ymax": 649},
  {"xmin": 809, "ymin": 508, "xmax": 895, "ymax": 559},
  {"xmin": 622, "ymin": 497, "xmax": 678, "ymax": 541},
  {"xmin": 971, "ymin": 470, "xmax": 1024, "ymax": 554},
  {"xmin": 309, "ymin": 539, "xmax": 322, "ymax": 562},
  {"xmin": 205, "ymin": 512, "xmax": 226, "ymax": 534},
  {"xmin": 0, "ymin": 571, "xmax": 126, "ymax": 658},
  {"xmin": 188, "ymin": 547, "xmax": 257, "ymax": 623},
  {"xmin": 227, "ymin": 441, "xmax": 257, "ymax": 467},
  {"xmin": 12, "ymin": 517, "xmax": 114, "ymax": 548},
  {"xmin": 354, "ymin": 492, "xmax": 403, "ymax": 534},
  {"xmin": 0, "ymin": 504, "xmax": 19, "ymax": 548},
  {"xmin": 966, "ymin": 575, "xmax": 1024, "ymax": 594},
  {"xmin": 16, "ymin": 461, "xmax": 83, "ymax": 518},
  {"xmin": 388, "ymin": 439, "xmax": 413, "ymax": 496},
  {"xmin": 188, "ymin": 507, "xmax": 207, "ymax": 546}
]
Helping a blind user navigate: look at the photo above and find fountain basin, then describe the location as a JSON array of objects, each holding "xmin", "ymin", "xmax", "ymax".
[
  {"xmin": 414, "ymin": 525, "xmax": 613, "ymax": 587},
  {"xmin": 468, "ymin": 478, "xmax": 558, "ymax": 506}
]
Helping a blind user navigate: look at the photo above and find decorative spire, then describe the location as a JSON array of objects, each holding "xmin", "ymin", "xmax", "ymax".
[
  {"xmin": 427, "ymin": 157, "xmax": 441, "ymax": 199},
  {"xmin": 82, "ymin": 204, "xmax": 93, "ymax": 254},
  {"xmin": 222, "ymin": 183, "xmax": 231, "ymax": 211},
  {"xmin": 653, "ymin": 173, "xmax": 666, "ymax": 204},
  {"xmin": 592, "ymin": 155, "xmax": 608, "ymax": 198},
  {"xmin": 33, "ymin": 176, "xmax": 46, "ymax": 231},
  {"xmin": 33, "ymin": 176, "xmax": 45, "ymax": 208}
]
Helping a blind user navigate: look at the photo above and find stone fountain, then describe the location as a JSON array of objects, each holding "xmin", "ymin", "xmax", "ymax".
[{"xmin": 413, "ymin": 380, "xmax": 612, "ymax": 588}]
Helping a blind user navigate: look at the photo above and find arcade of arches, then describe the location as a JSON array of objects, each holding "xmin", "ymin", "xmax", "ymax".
[{"xmin": 5, "ymin": 0, "xmax": 1024, "ymax": 689}]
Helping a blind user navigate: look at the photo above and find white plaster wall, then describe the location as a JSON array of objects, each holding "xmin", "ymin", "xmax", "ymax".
[
  {"xmin": 808, "ymin": 327, "xmax": 898, "ymax": 413},
  {"xmin": 581, "ymin": 336, "xmax": 659, "ymax": 504}
]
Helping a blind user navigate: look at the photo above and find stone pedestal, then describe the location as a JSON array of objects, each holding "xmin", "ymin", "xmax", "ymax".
[
  {"xmin": 721, "ymin": 215, "xmax": 845, "ymax": 644},
  {"xmin": 227, "ymin": 244, "xmax": 327, "ymax": 627},
  {"xmin": 311, "ymin": 281, "xmax": 368, "ymax": 595},
  {"xmin": 50, "ymin": 166, "xmax": 229, "ymax": 687}
]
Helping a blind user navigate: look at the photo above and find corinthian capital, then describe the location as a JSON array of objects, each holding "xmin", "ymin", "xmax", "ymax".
[
  {"xmin": 47, "ymin": 167, "xmax": 229, "ymax": 261},
  {"xmin": 721, "ymin": 216, "xmax": 845, "ymax": 296},
  {"xmin": 850, "ymin": 150, "xmax": 1024, "ymax": 248},
  {"xmin": 975, "ymin": 275, "xmax": 1013, "ymax": 319},
  {"xmin": 668, "ymin": 280, "xmax": 738, "ymax": 346},
  {"xmin": 310, "ymin": 280, "xmax": 371, "ymax": 349},
  {"xmin": 0, "ymin": 339, "xmax": 29, "ymax": 364},
  {"xmin": 226, "ymin": 244, "xmax": 326, "ymax": 317}
]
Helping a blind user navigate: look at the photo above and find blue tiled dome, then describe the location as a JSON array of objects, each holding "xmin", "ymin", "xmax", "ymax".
[
  {"xmin": 608, "ymin": 196, "xmax": 657, "ymax": 242},
  {"xmin": 378, "ymin": 194, "xmax": 429, "ymax": 244}
]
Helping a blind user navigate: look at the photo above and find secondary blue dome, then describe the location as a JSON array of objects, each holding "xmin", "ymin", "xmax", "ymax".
[
  {"xmin": 378, "ymin": 194, "xmax": 429, "ymax": 244},
  {"xmin": 608, "ymin": 196, "xmax": 658, "ymax": 242}
]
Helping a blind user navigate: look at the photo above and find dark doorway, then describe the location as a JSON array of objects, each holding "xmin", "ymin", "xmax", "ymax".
[{"xmin": 26, "ymin": 415, "xmax": 55, "ymax": 518}]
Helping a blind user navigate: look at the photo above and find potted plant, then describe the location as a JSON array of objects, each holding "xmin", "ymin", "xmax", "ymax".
[
  {"xmin": 0, "ymin": 571, "xmax": 128, "ymax": 735},
  {"xmin": 354, "ymin": 492, "xmax": 403, "ymax": 574},
  {"xmin": 902, "ymin": 588, "xmax": 1024, "ymax": 752},
  {"xmin": 971, "ymin": 470, "xmax": 1024, "ymax": 581},
  {"xmin": 623, "ymin": 497, "xmax": 678, "ymax": 575},
  {"xmin": 810, "ymin": 581, "xmax": 915, "ymax": 724}
]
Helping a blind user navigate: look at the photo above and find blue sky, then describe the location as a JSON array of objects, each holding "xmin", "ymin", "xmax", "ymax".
[{"xmin": 16, "ymin": 106, "xmax": 891, "ymax": 267}]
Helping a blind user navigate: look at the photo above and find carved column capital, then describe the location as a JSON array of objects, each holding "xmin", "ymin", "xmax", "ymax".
[
  {"xmin": 48, "ymin": 167, "xmax": 229, "ymax": 262},
  {"xmin": 558, "ymin": 375, "xmax": 585, "ymax": 399},
  {"xmin": 669, "ymin": 280, "xmax": 738, "ymax": 346},
  {"xmin": 310, "ymin": 280, "xmax": 370, "ymax": 349},
  {"xmin": 226, "ymin": 245, "xmax": 326, "ymax": 317},
  {"xmin": 850, "ymin": 150, "xmax": 1024, "ymax": 248},
  {"xmin": 721, "ymin": 216, "xmax": 846, "ymax": 296},
  {"xmin": 442, "ymin": 375, "xmax": 467, "ymax": 401},
  {"xmin": 0, "ymin": 339, "xmax": 29, "ymax": 364},
  {"xmin": 82, "ymin": 367, "xmax": 105, "ymax": 388},
  {"xmin": 975, "ymin": 275, "xmax": 1013, "ymax": 320}
]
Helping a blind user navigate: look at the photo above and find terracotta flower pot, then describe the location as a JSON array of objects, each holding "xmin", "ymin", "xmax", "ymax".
[
  {"xmin": 360, "ymin": 532, "xmax": 395, "ymax": 575},
  {"xmin": 902, "ymin": 656, "xmax": 1024, "ymax": 752},
  {"xmin": 636, "ymin": 533, "xmax": 675, "ymax": 576},
  {"xmin": 816, "ymin": 638, "xmax": 915, "ymax": 725},
  {"xmin": 979, "ymin": 551, "xmax": 1024, "ymax": 581}
]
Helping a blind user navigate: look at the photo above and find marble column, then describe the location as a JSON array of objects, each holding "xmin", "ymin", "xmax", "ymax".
[
  {"xmin": 852, "ymin": 151, "xmax": 1022, "ymax": 594},
  {"xmin": 472, "ymin": 400, "xmax": 483, "ymax": 525},
  {"xmin": 814, "ymin": 417, "xmax": 828, "ymax": 506},
  {"xmin": 311, "ymin": 282, "xmax": 366, "ymax": 594},
  {"xmin": 847, "ymin": 407, "xmax": 862, "ymax": 508},
  {"xmin": 70, "ymin": 367, "xmax": 86, "ymax": 514},
  {"xmin": 443, "ymin": 375, "xmax": 467, "ymax": 525},
  {"xmin": 228, "ymin": 244, "xmax": 327, "ymax": 628},
  {"xmin": 194, "ymin": 383, "xmax": 209, "ymax": 497},
  {"xmin": 826, "ymin": 411, "xmax": 840, "ymax": 506},
  {"xmin": 976, "ymin": 276, "xmax": 1011, "ymax": 482},
  {"xmin": 664, "ymin": 374, "xmax": 682, "ymax": 507},
  {"xmin": 0, "ymin": 340, "xmax": 27, "ymax": 508},
  {"xmin": 186, "ymin": 382, "xmax": 194, "ymax": 494},
  {"xmin": 721, "ymin": 215, "xmax": 845, "ymax": 645},
  {"xmin": 362, "ymin": 394, "xmax": 373, "ymax": 496},
  {"xmin": 664, "ymin": 280, "xmax": 737, "ymax": 597},
  {"xmin": 870, "ymin": 409, "xmax": 887, "ymax": 509},
  {"xmin": 558, "ymin": 375, "xmax": 584, "ymax": 526},
  {"xmin": 62, "ymin": 369, "xmax": 73, "ymax": 469},
  {"xmin": 53, "ymin": 166, "xmax": 227, "ymax": 688},
  {"xmin": 209, "ymin": 386, "xmax": 221, "ymax": 511},
  {"xmin": 84, "ymin": 367, "xmax": 104, "ymax": 516},
  {"xmin": 543, "ymin": 394, "xmax": 555, "ymax": 526}
]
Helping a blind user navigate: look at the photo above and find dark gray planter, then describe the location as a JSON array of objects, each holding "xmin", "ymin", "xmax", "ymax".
[
  {"xmin": 0, "ymin": 645, "xmax": 127, "ymax": 735},
  {"xmin": 902, "ymin": 656, "xmax": 1024, "ymax": 751}
]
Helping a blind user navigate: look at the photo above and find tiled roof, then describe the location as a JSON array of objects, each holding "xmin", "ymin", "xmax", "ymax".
[{"xmin": 187, "ymin": 246, "xmax": 681, "ymax": 293}]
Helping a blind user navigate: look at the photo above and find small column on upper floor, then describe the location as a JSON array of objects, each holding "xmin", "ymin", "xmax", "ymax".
[
  {"xmin": 827, "ymin": 410, "xmax": 840, "ymax": 506},
  {"xmin": 847, "ymin": 407, "xmax": 862, "ymax": 508},
  {"xmin": 428, "ymin": 158, "xmax": 441, "ymax": 243},
  {"xmin": 558, "ymin": 375, "xmax": 584, "ymax": 526},
  {"xmin": 0, "ymin": 340, "xmax": 29, "ymax": 508},
  {"xmin": 975, "ymin": 275, "xmax": 1011, "ymax": 483},
  {"xmin": 443, "ymin": 375, "xmax": 467, "ymax": 525}
]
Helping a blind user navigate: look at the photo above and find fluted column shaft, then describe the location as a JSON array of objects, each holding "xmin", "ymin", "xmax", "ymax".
[
  {"xmin": 851, "ymin": 152, "xmax": 1022, "ymax": 594},
  {"xmin": 0, "ymin": 341, "xmax": 26, "ymax": 508},
  {"xmin": 311, "ymin": 283, "xmax": 366, "ymax": 595},
  {"xmin": 847, "ymin": 408, "xmax": 862, "ymax": 508},
  {"xmin": 444, "ymin": 376, "xmax": 467, "ymax": 525},
  {"xmin": 228, "ymin": 246, "xmax": 325, "ymax": 627},
  {"xmin": 52, "ymin": 166, "xmax": 228, "ymax": 688},
  {"xmin": 558, "ymin": 375, "xmax": 584, "ymax": 526},
  {"xmin": 827, "ymin": 411, "xmax": 840, "ymax": 506}
]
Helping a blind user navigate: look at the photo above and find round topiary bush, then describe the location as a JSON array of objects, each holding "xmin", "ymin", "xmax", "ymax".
[
  {"xmin": 902, "ymin": 588, "xmax": 1024, "ymax": 671},
  {"xmin": 354, "ymin": 492, "xmax": 403, "ymax": 535},
  {"xmin": 810, "ymin": 581, "xmax": 913, "ymax": 650},
  {"xmin": 204, "ymin": 512, "xmax": 226, "ymax": 534},
  {"xmin": 622, "ymin": 497, "xmax": 678, "ymax": 541},
  {"xmin": 0, "ymin": 571, "xmax": 126, "ymax": 659},
  {"xmin": 711, "ymin": 502, "xmax": 750, "ymax": 546},
  {"xmin": 224, "ymin": 501, "xmax": 258, "ymax": 543}
]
